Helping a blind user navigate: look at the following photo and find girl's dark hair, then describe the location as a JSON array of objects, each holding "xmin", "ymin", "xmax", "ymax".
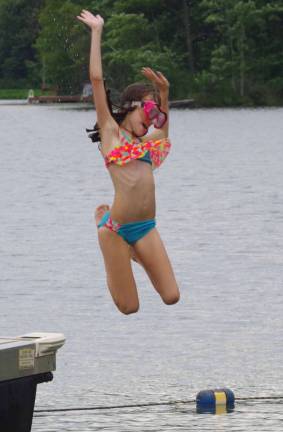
[{"xmin": 86, "ymin": 82, "xmax": 160, "ymax": 143}]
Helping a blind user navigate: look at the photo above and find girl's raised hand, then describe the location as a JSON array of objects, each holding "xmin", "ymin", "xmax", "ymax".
[
  {"xmin": 77, "ymin": 9, "xmax": 104, "ymax": 31},
  {"xmin": 141, "ymin": 67, "xmax": 169, "ymax": 92}
]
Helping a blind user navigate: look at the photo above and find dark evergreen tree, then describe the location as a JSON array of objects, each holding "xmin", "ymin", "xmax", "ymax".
[{"xmin": 0, "ymin": 0, "xmax": 44, "ymax": 87}]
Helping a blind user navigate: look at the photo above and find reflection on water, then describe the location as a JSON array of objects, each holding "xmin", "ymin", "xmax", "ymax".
[{"xmin": 0, "ymin": 105, "xmax": 282, "ymax": 431}]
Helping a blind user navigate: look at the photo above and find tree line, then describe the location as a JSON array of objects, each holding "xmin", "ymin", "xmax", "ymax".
[{"xmin": 0, "ymin": 0, "xmax": 282, "ymax": 106}]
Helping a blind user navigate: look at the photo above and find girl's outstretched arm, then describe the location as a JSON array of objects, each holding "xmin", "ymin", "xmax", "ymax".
[
  {"xmin": 77, "ymin": 10, "xmax": 114, "ymax": 131},
  {"xmin": 141, "ymin": 67, "xmax": 170, "ymax": 140}
]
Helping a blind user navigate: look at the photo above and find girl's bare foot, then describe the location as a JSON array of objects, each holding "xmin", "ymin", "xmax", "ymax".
[{"xmin": 94, "ymin": 204, "xmax": 110, "ymax": 226}]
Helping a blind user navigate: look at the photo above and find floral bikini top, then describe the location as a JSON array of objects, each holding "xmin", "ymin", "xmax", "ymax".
[{"xmin": 102, "ymin": 129, "xmax": 171, "ymax": 170}]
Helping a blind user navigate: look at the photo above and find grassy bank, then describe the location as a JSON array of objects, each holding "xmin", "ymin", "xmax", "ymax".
[{"xmin": 0, "ymin": 89, "xmax": 55, "ymax": 99}]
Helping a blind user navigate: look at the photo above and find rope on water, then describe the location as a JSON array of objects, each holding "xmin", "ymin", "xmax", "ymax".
[{"xmin": 34, "ymin": 395, "xmax": 283, "ymax": 414}]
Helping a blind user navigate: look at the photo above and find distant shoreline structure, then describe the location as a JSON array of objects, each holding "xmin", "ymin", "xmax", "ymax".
[
  {"xmin": 27, "ymin": 95, "xmax": 92, "ymax": 104},
  {"xmin": 27, "ymin": 95, "xmax": 194, "ymax": 108},
  {"xmin": 169, "ymin": 99, "xmax": 194, "ymax": 108}
]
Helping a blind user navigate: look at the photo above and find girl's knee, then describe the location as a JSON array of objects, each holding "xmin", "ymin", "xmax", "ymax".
[
  {"xmin": 116, "ymin": 300, "xmax": 139, "ymax": 315},
  {"xmin": 162, "ymin": 289, "xmax": 180, "ymax": 305}
]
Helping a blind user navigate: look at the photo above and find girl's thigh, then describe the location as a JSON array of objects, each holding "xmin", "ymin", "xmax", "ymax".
[
  {"xmin": 132, "ymin": 228, "xmax": 180, "ymax": 304},
  {"xmin": 98, "ymin": 227, "xmax": 139, "ymax": 314}
]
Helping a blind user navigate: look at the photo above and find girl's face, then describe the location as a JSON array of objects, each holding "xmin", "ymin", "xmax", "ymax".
[{"xmin": 127, "ymin": 93, "xmax": 155, "ymax": 137}]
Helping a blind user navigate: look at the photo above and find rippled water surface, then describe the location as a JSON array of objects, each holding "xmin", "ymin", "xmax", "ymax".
[{"xmin": 0, "ymin": 104, "xmax": 282, "ymax": 431}]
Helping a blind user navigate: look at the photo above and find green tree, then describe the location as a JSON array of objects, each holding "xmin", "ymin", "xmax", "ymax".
[
  {"xmin": 102, "ymin": 12, "xmax": 179, "ymax": 92},
  {"xmin": 0, "ymin": 0, "xmax": 281, "ymax": 104},
  {"xmin": 92, "ymin": 0, "xmax": 200, "ymax": 98},
  {"xmin": 35, "ymin": 0, "xmax": 91, "ymax": 93},
  {"xmin": 195, "ymin": 0, "xmax": 283, "ymax": 104},
  {"xmin": 0, "ymin": 0, "xmax": 44, "ymax": 87},
  {"xmin": 249, "ymin": 1, "xmax": 283, "ymax": 104}
]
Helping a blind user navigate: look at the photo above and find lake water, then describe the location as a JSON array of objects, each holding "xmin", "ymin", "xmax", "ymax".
[{"xmin": 0, "ymin": 103, "xmax": 282, "ymax": 431}]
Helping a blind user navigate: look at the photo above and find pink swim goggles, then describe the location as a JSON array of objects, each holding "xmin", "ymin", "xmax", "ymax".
[{"xmin": 127, "ymin": 100, "xmax": 167, "ymax": 129}]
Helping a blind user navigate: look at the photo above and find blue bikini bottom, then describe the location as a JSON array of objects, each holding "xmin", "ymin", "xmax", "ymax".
[{"xmin": 98, "ymin": 211, "xmax": 156, "ymax": 245}]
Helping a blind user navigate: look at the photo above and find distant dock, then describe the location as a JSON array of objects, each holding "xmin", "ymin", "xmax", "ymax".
[
  {"xmin": 169, "ymin": 99, "xmax": 194, "ymax": 108},
  {"xmin": 28, "ymin": 95, "xmax": 92, "ymax": 104}
]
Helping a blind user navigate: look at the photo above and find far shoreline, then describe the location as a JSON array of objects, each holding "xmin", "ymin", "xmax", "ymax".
[{"xmin": 0, "ymin": 98, "xmax": 282, "ymax": 109}]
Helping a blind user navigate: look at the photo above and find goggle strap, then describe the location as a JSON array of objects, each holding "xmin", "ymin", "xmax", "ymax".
[{"xmin": 122, "ymin": 101, "xmax": 143, "ymax": 109}]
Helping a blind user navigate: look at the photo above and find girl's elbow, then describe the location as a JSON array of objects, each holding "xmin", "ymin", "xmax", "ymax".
[{"xmin": 90, "ymin": 75, "xmax": 103, "ymax": 83}]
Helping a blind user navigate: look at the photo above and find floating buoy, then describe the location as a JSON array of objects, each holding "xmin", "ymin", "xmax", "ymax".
[{"xmin": 196, "ymin": 388, "xmax": 235, "ymax": 414}]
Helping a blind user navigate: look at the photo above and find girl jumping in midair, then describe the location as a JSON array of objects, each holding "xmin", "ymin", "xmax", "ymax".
[{"xmin": 77, "ymin": 10, "xmax": 180, "ymax": 314}]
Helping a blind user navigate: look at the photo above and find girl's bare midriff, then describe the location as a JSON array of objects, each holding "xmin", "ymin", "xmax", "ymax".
[{"xmin": 108, "ymin": 161, "xmax": 155, "ymax": 223}]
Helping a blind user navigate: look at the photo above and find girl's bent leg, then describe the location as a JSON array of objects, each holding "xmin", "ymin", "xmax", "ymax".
[
  {"xmin": 97, "ymin": 226, "xmax": 139, "ymax": 315},
  {"xmin": 132, "ymin": 228, "xmax": 180, "ymax": 305},
  {"xmin": 95, "ymin": 205, "xmax": 142, "ymax": 266}
]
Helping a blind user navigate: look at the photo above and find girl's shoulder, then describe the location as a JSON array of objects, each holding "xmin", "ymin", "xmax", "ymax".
[{"xmin": 99, "ymin": 121, "xmax": 122, "ymax": 155}]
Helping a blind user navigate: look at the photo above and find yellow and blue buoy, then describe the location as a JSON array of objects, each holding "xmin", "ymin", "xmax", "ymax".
[{"xmin": 196, "ymin": 388, "xmax": 235, "ymax": 414}]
